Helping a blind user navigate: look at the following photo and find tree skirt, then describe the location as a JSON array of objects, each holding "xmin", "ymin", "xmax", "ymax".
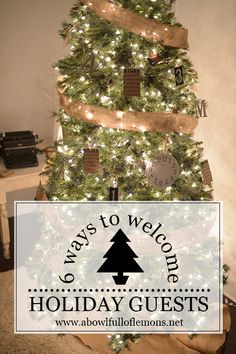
[
  {"xmin": 78, "ymin": 306, "xmax": 230, "ymax": 354},
  {"xmin": 0, "ymin": 270, "xmax": 96, "ymax": 354}
]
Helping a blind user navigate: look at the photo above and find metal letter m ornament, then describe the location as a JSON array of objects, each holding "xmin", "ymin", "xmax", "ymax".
[{"xmin": 196, "ymin": 99, "xmax": 207, "ymax": 118}]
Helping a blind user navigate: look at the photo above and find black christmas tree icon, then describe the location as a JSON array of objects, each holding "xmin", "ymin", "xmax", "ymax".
[{"xmin": 97, "ymin": 229, "xmax": 143, "ymax": 285}]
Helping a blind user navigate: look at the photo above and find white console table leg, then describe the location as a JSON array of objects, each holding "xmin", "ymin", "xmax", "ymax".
[{"xmin": 0, "ymin": 192, "xmax": 10, "ymax": 259}]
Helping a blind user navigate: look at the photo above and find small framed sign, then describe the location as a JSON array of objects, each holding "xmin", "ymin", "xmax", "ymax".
[
  {"xmin": 123, "ymin": 68, "xmax": 141, "ymax": 96},
  {"xmin": 109, "ymin": 187, "xmax": 119, "ymax": 201},
  {"xmin": 174, "ymin": 66, "xmax": 184, "ymax": 86},
  {"xmin": 83, "ymin": 149, "xmax": 100, "ymax": 174},
  {"xmin": 201, "ymin": 160, "xmax": 213, "ymax": 186}
]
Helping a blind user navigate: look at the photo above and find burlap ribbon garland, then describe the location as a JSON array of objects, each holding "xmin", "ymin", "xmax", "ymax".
[
  {"xmin": 58, "ymin": 90, "xmax": 198, "ymax": 134},
  {"xmin": 80, "ymin": 0, "xmax": 189, "ymax": 49}
]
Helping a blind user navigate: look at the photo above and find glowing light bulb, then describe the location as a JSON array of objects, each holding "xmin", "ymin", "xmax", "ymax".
[
  {"xmin": 100, "ymin": 96, "xmax": 109, "ymax": 103},
  {"xmin": 126, "ymin": 156, "xmax": 134, "ymax": 164},
  {"xmin": 116, "ymin": 111, "xmax": 124, "ymax": 119},
  {"xmin": 86, "ymin": 112, "xmax": 94, "ymax": 119}
]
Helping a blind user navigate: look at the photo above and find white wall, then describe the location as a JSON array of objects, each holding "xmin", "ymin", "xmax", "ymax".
[
  {"xmin": 0, "ymin": 0, "xmax": 73, "ymax": 139},
  {"xmin": 176, "ymin": 0, "xmax": 236, "ymax": 298},
  {"xmin": 0, "ymin": 0, "xmax": 73, "ymax": 215}
]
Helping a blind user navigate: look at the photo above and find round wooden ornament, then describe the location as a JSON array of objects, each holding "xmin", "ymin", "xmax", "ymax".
[
  {"xmin": 146, "ymin": 152, "xmax": 180, "ymax": 189},
  {"xmin": 148, "ymin": 51, "xmax": 162, "ymax": 66}
]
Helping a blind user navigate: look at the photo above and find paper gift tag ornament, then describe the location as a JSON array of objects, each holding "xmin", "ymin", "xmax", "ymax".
[
  {"xmin": 146, "ymin": 152, "xmax": 180, "ymax": 189},
  {"xmin": 83, "ymin": 149, "xmax": 100, "ymax": 173},
  {"xmin": 123, "ymin": 68, "xmax": 141, "ymax": 96},
  {"xmin": 201, "ymin": 160, "xmax": 213, "ymax": 186}
]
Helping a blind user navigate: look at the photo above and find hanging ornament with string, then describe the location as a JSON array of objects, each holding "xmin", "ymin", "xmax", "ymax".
[
  {"xmin": 145, "ymin": 135, "xmax": 180, "ymax": 189},
  {"xmin": 83, "ymin": 149, "xmax": 100, "ymax": 174},
  {"xmin": 174, "ymin": 65, "xmax": 184, "ymax": 86},
  {"xmin": 123, "ymin": 68, "xmax": 141, "ymax": 96},
  {"xmin": 109, "ymin": 179, "xmax": 119, "ymax": 201},
  {"xmin": 109, "ymin": 187, "xmax": 119, "ymax": 201},
  {"xmin": 201, "ymin": 160, "xmax": 213, "ymax": 186},
  {"xmin": 148, "ymin": 49, "xmax": 162, "ymax": 66}
]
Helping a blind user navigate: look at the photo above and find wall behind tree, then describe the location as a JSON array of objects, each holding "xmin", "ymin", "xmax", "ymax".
[
  {"xmin": 0, "ymin": 0, "xmax": 74, "ymax": 139},
  {"xmin": 0, "ymin": 0, "xmax": 74, "ymax": 215},
  {"xmin": 176, "ymin": 0, "xmax": 236, "ymax": 299}
]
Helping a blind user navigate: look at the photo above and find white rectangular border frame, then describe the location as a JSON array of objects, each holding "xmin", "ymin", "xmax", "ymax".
[{"xmin": 14, "ymin": 201, "xmax": 223, "ymax": 334}]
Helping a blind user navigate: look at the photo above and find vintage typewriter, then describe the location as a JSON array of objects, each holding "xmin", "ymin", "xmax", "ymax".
[{"xmin": 0, "ymin": 131, "xmax": 38, "ymax": 169}]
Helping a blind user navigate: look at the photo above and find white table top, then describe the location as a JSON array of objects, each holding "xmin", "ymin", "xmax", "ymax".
[{"xmin": 0, "ymin": 154, "xmax": 45, "ymax": 192}]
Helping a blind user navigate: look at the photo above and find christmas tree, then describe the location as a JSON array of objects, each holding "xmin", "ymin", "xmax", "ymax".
[
  {"xmin": 97, "ymin": 228, "xmax": 143, "ymax": 285},
  {"xmin": 44, "ymin": 0, "xmax": 214, "ymax": 351},
  {"xmin": 46, "ymin": 0, "xmax": 212, "ymax": 203}
]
